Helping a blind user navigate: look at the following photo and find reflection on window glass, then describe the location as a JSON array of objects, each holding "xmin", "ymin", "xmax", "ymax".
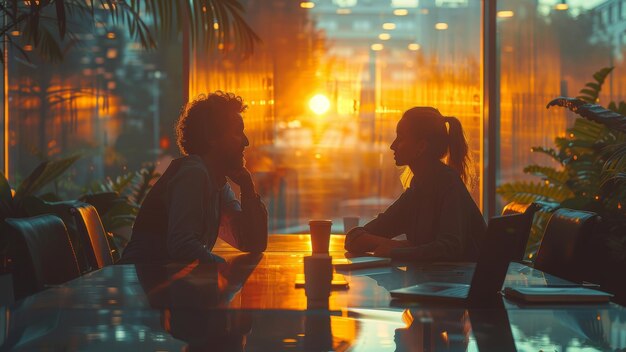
[
  {"xmin": 496, "ymin": 0, "xmax": 615, "ymax": 211},
  {"xmin": 5, "ymin": 0, "xmax": 483, "ymax": 235},
  {"xmin": 191, "ymin": 0, "xmax": 481, "ymax": 233},
  {"xmin": 8, "ymin": 14, "xmax": 183, "ymax": 196}
]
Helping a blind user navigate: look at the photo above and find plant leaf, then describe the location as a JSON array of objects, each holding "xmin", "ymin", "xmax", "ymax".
[
  {"xmin": 496, "ymin": 181, "xmax": 574, "ymax": 204},
  {"xmin": 547, "ymin": 97, "xmax": 626, "ymax": 133},
  {"xmin": 15, "ymin": 154, "xmax": 80, "ymax": 199},
  {"xmin": 523, "ymin": 165, "xmax": 570, "ymax": 185}
]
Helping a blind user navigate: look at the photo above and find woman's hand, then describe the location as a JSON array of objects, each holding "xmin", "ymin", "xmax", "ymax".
[{"xmin": 373, "ymin": 240, "xmax": 412, "ymax": 258}]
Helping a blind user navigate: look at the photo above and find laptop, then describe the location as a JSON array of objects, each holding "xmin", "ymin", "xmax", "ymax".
[
  {"xmin": 505, "ymin": 212, "xmax": 535, "ymax": 262},
  {"xmin": 389, "ymin": 215, "xmax": 520, "ymax": 303}
]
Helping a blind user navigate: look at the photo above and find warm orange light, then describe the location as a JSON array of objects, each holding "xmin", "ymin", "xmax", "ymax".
[
  {"xmin": 106, "ymin": 32, "xmax": 116, "ymax": 39},
  {"xmin": 213, "ymin": 22, "xmax": 219, "ymax": 30},
  {"xmin": 497, "ymin": 10, "xmax": 514, "ymax": 18},
  {"xmin": 382, "ymin": 23, "xmax": 396, "ymax": 30},
  {"xmin": 393, "ymin": 9, "xmax": 408, "ymax": 16},
  {"xmin": 300, "ymin": 2, "xmax": 315, "ymax": 9},
  {"xmin": 10, "ymin": 31, "xmax": 20, "ymax": 36},
  {"xmin": 378, "ymin": 33, "xmax": 391, "ymax": 40},
  {"xmin": 106, "ymin": 48, "xmax": 118, "ymax": 59},
  {"xmin": 441, "ymin": 331, "xmax": 449, "ymax": 345},
  {"xmin": 337, "ymin": 8, "xmax": 351, "ymax": 14},
  {"xmin": 408, "ymin": 43, "xmax": 420, "ymax": 51},
  {"xmin": 160, "ymin": 136, "xmax": 170, "ymax": 150},
  {"xmin": 554, "ymin": 3, "xmax": 569, "ymax": 10},
  {"xmin": 370, "ymin": 43, "xmax": 384, "ymax": 51},
  {"xmin": 23, "ymin": 44, "xmax": 33, "ymax": 51},
  {"xmin": 309, "ymin": 94, "xmax": 330, "ymax": 115},
  {"xmin": 435, "ymin": 23, "xmax": 448, "ymax": 30}
]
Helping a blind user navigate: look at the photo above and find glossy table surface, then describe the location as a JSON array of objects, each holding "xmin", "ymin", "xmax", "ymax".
[{"xmin": 2, "ymin": 235, "xmax": 625, "ymax": 351}]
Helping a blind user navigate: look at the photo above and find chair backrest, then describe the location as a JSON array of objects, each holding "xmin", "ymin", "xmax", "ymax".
[
  {"xmin": 502, "ymin": 201, "xmax": 539, "ymax": 216},
  {"xmin": 501, "ymin": 202, "xmax": 540, "ymax": 261},
  {"xmin": 534, "ymin": 208, "xmax": 599, "ymax": 283},
  {"xmin": 5, "ymin": 215, "xmax": 81, "ymax": 298},
  {"xmin": 70, "ymin": 202, "xmax": 114, "ymax": 270}
]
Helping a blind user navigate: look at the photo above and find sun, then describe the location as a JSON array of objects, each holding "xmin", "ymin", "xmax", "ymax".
[{"xmin": 309, "ymin": 94, "xmax": 331, "ymax": 115}]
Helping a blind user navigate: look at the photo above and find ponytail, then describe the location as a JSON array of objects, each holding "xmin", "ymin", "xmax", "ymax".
[{"xmin": 444, "ymin": 116, "xmax": 471, "ymax": 186}]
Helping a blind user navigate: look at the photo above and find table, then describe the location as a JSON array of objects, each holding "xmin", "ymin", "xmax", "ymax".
[{"xmin": 1, "ymin": 235, "xmax": 625, "ymax": 351}]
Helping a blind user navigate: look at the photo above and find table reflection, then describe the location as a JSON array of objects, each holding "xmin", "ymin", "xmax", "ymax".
[
  {"xmin": 2, "ymin": 235, "xmax": 626, "ymax": 351},
  {"xmin": 136, "ymin": 253, "xmax": 263, "ymax": 351}
]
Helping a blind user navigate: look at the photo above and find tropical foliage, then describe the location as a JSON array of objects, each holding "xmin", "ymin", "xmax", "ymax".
[
  {"xmin": 1, "ymin": 0, "xmax": 259, "ymax": 62},
  {"xmin": 497, "ymin": 67, "xmax": 626, "ymax": 260},
  {"xmin": 0, "ymin": 155, "xmax": 159, "ymax": 262},
  {"xmin": 83, "ymin": 164, "xmax": 160, "ymax": 239},
  {"xmin": 0, "ymin": 154, "xmax": 80, "ymax": 222}
]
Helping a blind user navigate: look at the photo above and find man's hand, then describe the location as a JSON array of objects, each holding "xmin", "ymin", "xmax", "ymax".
[
  {"xmin": 373, "ymin": 240, "xmax": 411, "ymax": 258},
  {"xmin": 227, "ymin": 167, "xmax": 255, "ymax": 195}
]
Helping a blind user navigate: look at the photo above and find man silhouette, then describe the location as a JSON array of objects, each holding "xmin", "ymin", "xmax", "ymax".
[{"xmin": 121, "ymin": 91, "xmax": 268, "ymax": 264}]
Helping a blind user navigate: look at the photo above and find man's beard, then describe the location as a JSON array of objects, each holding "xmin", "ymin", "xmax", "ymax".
[{"xmin": 225, "ymin": 153, "xmax": 245, "ymax": 170}]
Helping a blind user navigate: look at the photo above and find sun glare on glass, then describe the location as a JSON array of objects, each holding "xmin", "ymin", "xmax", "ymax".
[{"xmin": 309, "ymin": 94, "xmax": 331, "ymax": 115}]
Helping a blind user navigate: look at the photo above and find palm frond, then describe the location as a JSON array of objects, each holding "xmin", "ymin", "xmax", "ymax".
[
  {"xmin": 523, "ymin": 165, "xmax": 569, "ymax": 185},
  {"xmin": 2, "ymin": 0, "xmax": 259, "ymax": 62},
  {"xmin": 130, "ymin": 165, "xmax": 160, "ymax": 206},
  {"xmin": 608, "ymin": 101, "xmax": 626, "ymax": 115},
  {"xmin": 576, "ymin": 67, "xmax": 613, "ymax": 103},
  {"xmin": 547, "ymin": 97, "xmax": 626, "ymax": 133},
  {"xmin": 496, "ymin": 181, "xmax": 574, "ymax": 204},
  {"xmin": 530, "ymin": 146, "xmax": 565, "ymax": 165},
  {"xmin": 568, "ymin": 118, "xmax": 610, "ymax": 143}
]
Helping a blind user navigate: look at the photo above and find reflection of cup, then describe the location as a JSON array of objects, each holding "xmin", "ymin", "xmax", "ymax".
[
  {"xmin": 304, "ymin": 304, "xmax": 333, "ymax": 351},
  {"xmin": 304, "ymin": 255, "xmax": 332, "ymax": 300},
  {"xmin": 309, "ymin": 220, "xmax": 333, "ymax": 254},
  {"xmin": 343, "ymin": 216, "xmax": 360, "ymax": 234}
]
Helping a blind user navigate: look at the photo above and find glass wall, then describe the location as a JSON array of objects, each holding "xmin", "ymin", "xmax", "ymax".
[
  {"xmin": 191, "ymin": 0, "xmax": 482, "ymax": 233},
  {"xmin": 10, "ymin": 0, "xmax": 622, "ymax": 234},
  {"xmin": 496, "ymin": 0, "xmax": 620, "ymax": 208},
  {"xmin": 5, "ymin": 12, "xmax": 184, "ymax": 200}
]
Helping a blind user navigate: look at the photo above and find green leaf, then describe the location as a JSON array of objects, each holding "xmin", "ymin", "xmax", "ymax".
[
  {"xmin": 15, "ymin": 155, "xmax": 80, "ymax": 200},
  {"xmin": 547, "ymin": 98, "xmax": 626, "ymax": 133},
  {"xmin": 130, "ymin": 165, "xmax": 160, "ymax": 206},
  {"xmin": 496, "ymin": 181, "xmax": 574, "ymax": 204},
  {"xmin": 592, "ymin": 67, "xmax": 614, "ymax": 85},
  {"xmin": 531, "ymin": 147, "xmax": 565, "ymax": 165},
  {"xmin": 523, "ymin": 165, "xmax": 570, "ymax": 185}
]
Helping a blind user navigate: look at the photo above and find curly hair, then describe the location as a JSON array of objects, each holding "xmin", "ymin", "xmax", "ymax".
[{"xmin": 175, "ymin": 91, "xmax": 247, "ymax": 155}]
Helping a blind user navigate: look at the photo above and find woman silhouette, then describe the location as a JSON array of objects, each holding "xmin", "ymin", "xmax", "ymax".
[{"xmin": 345, "ymin": 107, "xmax": 486, "ymax": 261}]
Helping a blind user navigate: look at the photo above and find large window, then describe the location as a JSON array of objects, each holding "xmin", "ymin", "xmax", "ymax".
[
  {"xmin": 496, "ymin": 0, "xmax": 618, "ymax": 210},
  {"xmin": 191, "ymin": 0, "xmax": 482, "ymax": 233},
  {"xmin": 3, "ymin": 0, "xmax": 622, "ymax": 234}
]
